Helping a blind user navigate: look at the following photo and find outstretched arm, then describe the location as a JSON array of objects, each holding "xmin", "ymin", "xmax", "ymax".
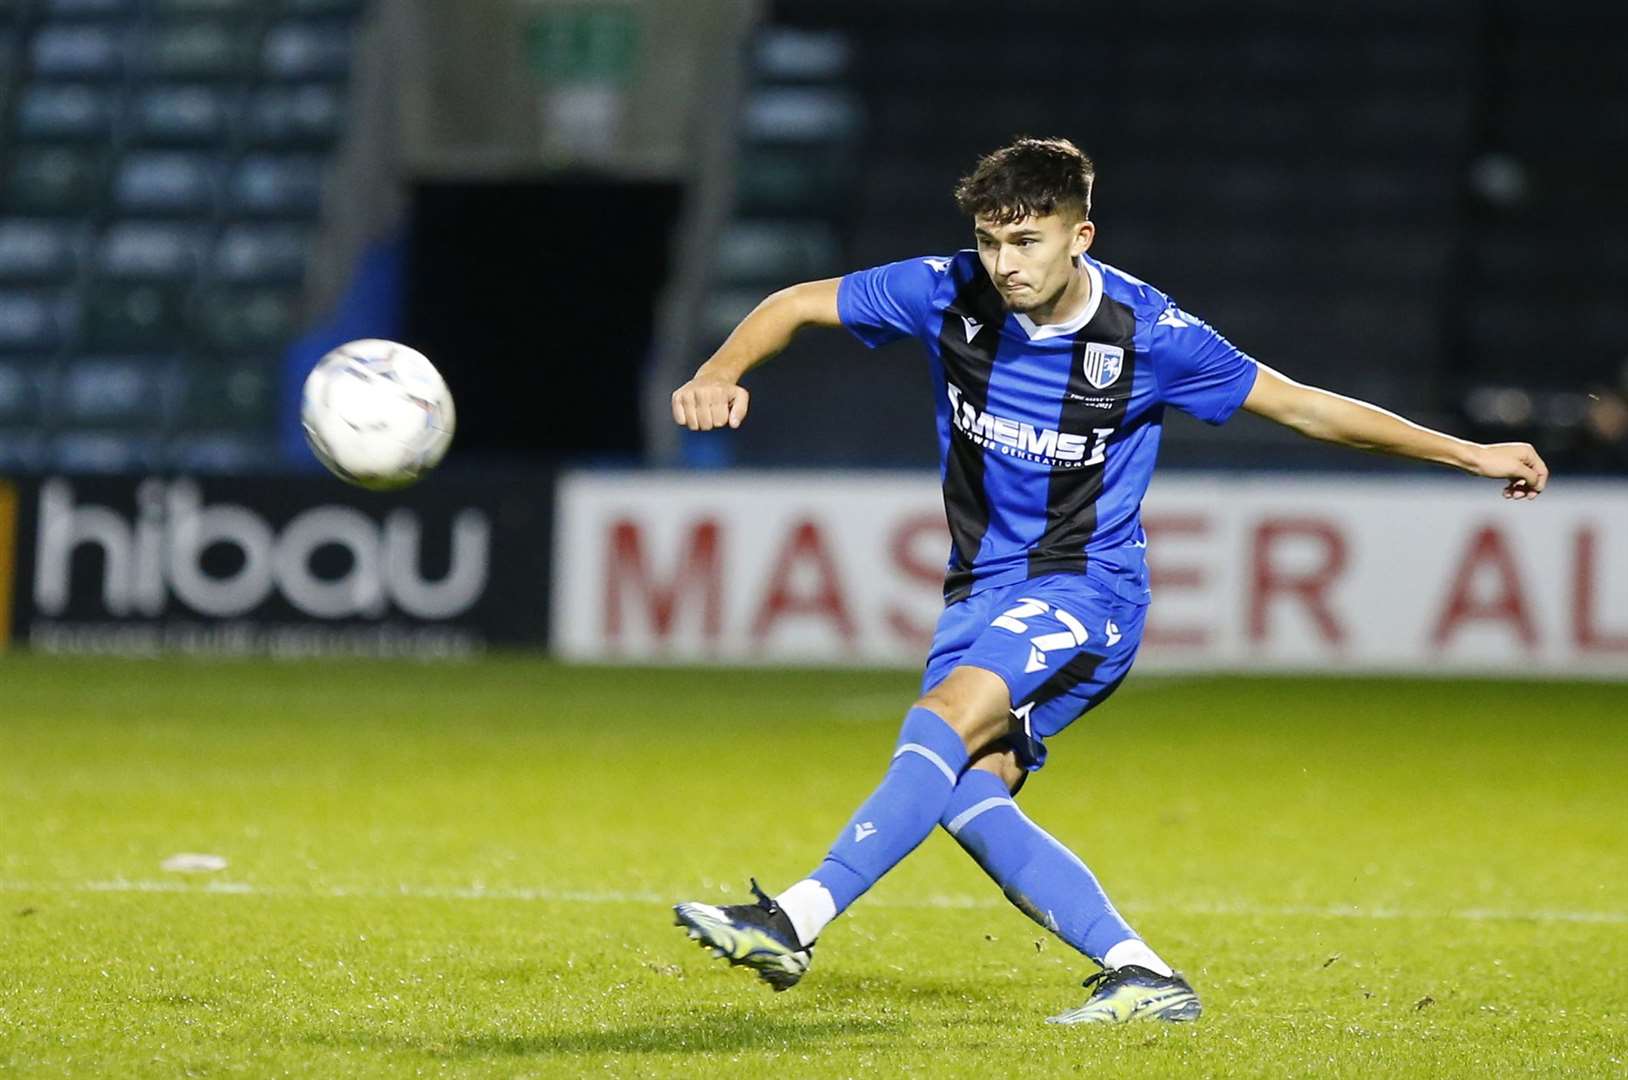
[
  {"xmin": 671, "ymin": 278, "xmax": 843, "ymax": 431},
  {"xmin": 1241, "ymin": 364, "xmax": 1549, "ymax": 500}
]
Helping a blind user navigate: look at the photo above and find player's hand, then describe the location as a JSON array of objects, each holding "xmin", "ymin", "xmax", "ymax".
[
  {"xmin": 671, "ymin": 374, "xmax": 750, "ymax": 431},
  {"xmin": 1470, "ymin": 442, "xmax": 1549, "ymax": 500}
]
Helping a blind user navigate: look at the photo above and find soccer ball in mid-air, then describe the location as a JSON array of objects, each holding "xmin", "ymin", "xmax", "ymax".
[{"xmin": 301, "ymin": 339, "xmax": 456, "ymax": 491}]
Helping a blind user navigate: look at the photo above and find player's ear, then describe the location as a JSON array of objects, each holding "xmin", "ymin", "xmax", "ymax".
[{"xmin": 1070, "ymin": 220, "xmax": 1095, "ymax": 257}]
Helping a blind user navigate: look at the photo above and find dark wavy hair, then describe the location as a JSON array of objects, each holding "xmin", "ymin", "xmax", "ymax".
[{"xmin": 953, "ymin": 137, "xmax": 1095, "ymax": 225}]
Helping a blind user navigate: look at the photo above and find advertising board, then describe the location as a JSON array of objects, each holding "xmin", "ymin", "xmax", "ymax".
[
  {"xmin": 553, "ymin": 471, "xmax": 1628, "ymax": 677},
  {"xmin": 0, "ymin": 473, "xmax": 552, "ymax": 657}
]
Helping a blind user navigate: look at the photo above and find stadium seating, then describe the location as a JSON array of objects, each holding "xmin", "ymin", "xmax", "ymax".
[
  {"xmin": 0, "ymin": 218, "xmax": 81, "ymax": 282},
  {"xmin": 687, "ymin": 23, "xmax": 880, "ymax": 456},
  {"xmin": 703, "ymin": 26, "xmax": 858, "ymax": 350},
  {"xmin": 0, "ymin": 289, "xmax": 72, "ymax": 353},
  {"xmin": 0, "ymin": 0, "xmax": 367, "ymax": 469},
  {"xmin": 0, "ymin": 358, "xmax": 51, "ymax": 425},
  {"xmin": 1453, "ymin": 9, "xmax": 1628, "ymax": 393},
  {"xmin": 707, "ymin": 0, "xmax": 1622, "ymax": 468},
  {"xmin": 14, "ymin": 82, "xmax": 117, "ymax": 140}
]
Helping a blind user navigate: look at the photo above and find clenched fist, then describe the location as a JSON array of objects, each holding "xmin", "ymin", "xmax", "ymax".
[
  {"xmin": 1470, "ymin": 442, "xmax": 1549, "ymax": 500},
  {"xmin": 671, "ymin": 375, "xmax": 750, "ymax": 431}
]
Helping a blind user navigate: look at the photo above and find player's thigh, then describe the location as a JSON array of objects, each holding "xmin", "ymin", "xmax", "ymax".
[
  {"xmin": 919, "ymin": 590, "xmax": 995, "ymax": 696},
  {"xmin": 958, "ymin": 576, "xmax": 1146, "ymax": 766},
  {"xmin": 1020, "ymin": 585, "xmax": 1145, "ymax": 741}
]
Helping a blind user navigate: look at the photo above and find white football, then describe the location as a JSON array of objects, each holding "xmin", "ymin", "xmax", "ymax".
[{"xmin": 301, "ymin": 339, "xmax": 455, "ymax": 490}]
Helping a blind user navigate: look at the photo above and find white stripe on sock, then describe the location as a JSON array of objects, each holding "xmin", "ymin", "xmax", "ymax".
[
  {"xmin": 894, "ymin": 743, "xmax": 957, "ymax": 784},
  {"xmin": 944, "ymin": 796, "xmax": 1015, "ymax": 836}
]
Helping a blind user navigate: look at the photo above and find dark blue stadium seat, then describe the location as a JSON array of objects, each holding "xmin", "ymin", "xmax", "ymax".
[
  {"xmin": 213, "ymin": 225, "xmax": 308, "ymax": 283},
  {"xmin": 0, "ymin": 348, "xmax": 51, "ymax": 458},
  {"xmin": 715, "ymin": 221, "xmax": 840, "ymax": 284},
  {"xmin": 43, "ymin": 0, "xmax": 135, "ymax": 19},
  {"xmin": 734, "ymin": 146, "xmax": 853, "ymax": 215},
  {"xmin": 192, "ymin": 286, "xmax": 296, "ymax": 348},
  {"xmin": 57, "ymin": 354, "xmax": 174, "ymax": 426},
  {"xmin": 165, "ymin": 431, "xmax": 268, "ymax": 470},
  {"xmin": 243, "ymin": 84, "xmax": 344, "ymax": 146},
  {"xmin": 0, "ymin": 358, "xmax": 54, "ymax": 425},
  {"xmin": 0, "ymin": 432, "xmax": 48, "ymax": 469},
  {"xmin": 29, "ymin": 23, "xmax": 126, "ymax": 79},
  {"xmin": 0, "ymin": 220, "xmax": 81, "ymax": 282},
  {"xmin": 112, "ymin": 152, "xmax": 222, "ymax": 215},
  {"xmin": 1, "ymin": 146, "xmax": 107, "ymax": 214},
  {"xmin": 127, "ymin": 85, "xmax": 235, "ymax": 146},
  {"xmin": 1, "ymin": 0, "xmax": 367, "ymax": 462},
  {"xmin": 13, "ymin": 83, "xmax": 117, "ymax": 141},
  {"xmin": 229, "ymin": 155, "xmax": 325, "ymax": 218},
  {"xmin": 743, "ymin": 87, "xmax": 862, "ymax": 143},
  {"xmin": 51, "ymin": 430, "xmax": 163, "ymax": 470},
  {"xmin": 0, "ymin": 289, "xmax": 73, "ymax": 353},
  {"xmin": 281, "ymin": 0, "xmax": 365, "ymax": 15},
  {"xmin": 151, "ymin": 0, "xmax": 256, "ymax": 16},
  {"xmin": 174, "ymin": 356, "xmax": 273, "ymax": 430},
  {"xmin": 95, "ymin": 222, "xmax": 205, "ymax": 280},
  {"xmin": 82, "ymin": 281, "xmax": 188, "ymax": 348},
  {"xmin": 136, "ymin": 21, "xmax": 256, "ymax": 79},
  {"xmin": 261, "ymin": 22, "xmax": 352, "ymax": 80}
]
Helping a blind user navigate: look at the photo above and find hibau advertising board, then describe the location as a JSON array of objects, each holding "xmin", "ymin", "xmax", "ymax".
[
  {"xmin": 0, "ymin": 473, "xmax": 552, "ymax": 657},
  {"xmin": 552, "ymin": 471, "xmax": 1628, "ymax": 678}
]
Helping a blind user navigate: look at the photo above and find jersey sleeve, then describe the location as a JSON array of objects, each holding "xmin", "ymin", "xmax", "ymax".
[
  {"xmin": 836, "ymin": 257, "xmax": 946, "ymax": 349},
  {"xmin": 1148, "ymin": 302, "xmax": 1260, "ymax": 425}
]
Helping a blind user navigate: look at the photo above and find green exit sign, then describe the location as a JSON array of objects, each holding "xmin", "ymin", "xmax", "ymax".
[{"xmin": 526, "ymin": 4, "xmax": 640, "ymax": 87}]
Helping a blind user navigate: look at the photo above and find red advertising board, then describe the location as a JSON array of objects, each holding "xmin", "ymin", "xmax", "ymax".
[{"xmin": 553, "ymin": 472, "xmax": 1628, "ymax": 677}]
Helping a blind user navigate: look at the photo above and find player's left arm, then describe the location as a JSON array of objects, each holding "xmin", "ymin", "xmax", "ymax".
[{"xmin": 1241, "ymin": 364, "xmax": 1549, "ymax": 500}]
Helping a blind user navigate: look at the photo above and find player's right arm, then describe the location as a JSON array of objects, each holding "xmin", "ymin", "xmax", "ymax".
[
  {"xmin": 1148, "ymin": 299, "xmax": 1549, "ymax": 500},
  {"xmin": 671, "ymin": 278, "xmax": 842, "ymax": 431},
  {"xmin": 1242, "ymin": 364, "xmax": 1549, "ymax": 500}
]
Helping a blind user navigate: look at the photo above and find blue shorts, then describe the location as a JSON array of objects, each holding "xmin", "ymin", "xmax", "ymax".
[{"xmin": 921, "ymin": 573, "xmax": 1146, "ymax": 771}]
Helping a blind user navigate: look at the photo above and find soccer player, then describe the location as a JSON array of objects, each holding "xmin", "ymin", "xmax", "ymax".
[{"xmin": 668, "ymin": 137, "xmax": 1548, "ymax": 1024}]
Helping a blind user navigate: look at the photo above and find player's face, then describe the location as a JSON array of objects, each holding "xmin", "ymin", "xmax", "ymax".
[{"xmin": 973, "ymin": 212, "xmax": 1094, "ymax": 314}]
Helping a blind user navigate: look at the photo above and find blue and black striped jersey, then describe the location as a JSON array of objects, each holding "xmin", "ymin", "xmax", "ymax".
[{"xmin": 838, "ymin": 251, "xmax": 1259, "ymax": 605}]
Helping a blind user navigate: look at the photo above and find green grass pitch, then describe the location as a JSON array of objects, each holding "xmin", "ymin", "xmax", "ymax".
[{"xmin": 1, "ymin": 656, "xmax": 1624, "ymax": 1078}]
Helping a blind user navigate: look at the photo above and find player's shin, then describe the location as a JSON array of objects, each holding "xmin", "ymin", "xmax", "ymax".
[
  {"xmin": 775, "ymin": 706, "xmax": 970, "ymax": 946},
  {"xmin": 941, "ymin": 768, "xmax": 1172, "ymax": 975}
]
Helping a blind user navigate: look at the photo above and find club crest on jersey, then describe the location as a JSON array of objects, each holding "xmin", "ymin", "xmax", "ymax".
[{"xmin": 1081, "ymin": 343, "xmax": 1124, "ymax": 390}]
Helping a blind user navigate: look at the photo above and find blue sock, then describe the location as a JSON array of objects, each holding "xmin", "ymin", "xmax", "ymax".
[
  {"xmin": 808, "ymin": 707, "xmax": 970, "ymax": 914},
  {"xmin": 940, "ymin": 768, "xmax": 1139, "ymax": 964}
]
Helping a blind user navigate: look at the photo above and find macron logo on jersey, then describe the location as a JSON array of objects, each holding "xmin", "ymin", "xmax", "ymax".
[
  {"xmin": 946, "ymin": 384, "xmax": 1112, "ymax": 468},
  {"xmin": 961, "ymin": 316, "xmax": 983, "ymax": 341},
  {"xmin": 1156, "ymin": 306, "xmax": 1191, "ymax": 329}
]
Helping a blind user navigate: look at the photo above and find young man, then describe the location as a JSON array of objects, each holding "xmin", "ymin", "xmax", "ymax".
[{"xmin": 668, "ymin": 137, "xmax": 1547, "ymax": 1024}]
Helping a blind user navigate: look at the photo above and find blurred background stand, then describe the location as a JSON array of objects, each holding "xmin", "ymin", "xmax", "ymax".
[{"xmin": 2, "ymin": 0, "xmax": 1624, "ymax": 476}]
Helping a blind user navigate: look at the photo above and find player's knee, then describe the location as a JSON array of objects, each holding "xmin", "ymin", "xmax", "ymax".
[
  {"xmin": 914, "ymin": 667, "xmax": 1012, "ymax": 752},
  {"xmin": 913, "ymin": 687, "xmax": 983, "ymax": 744}
]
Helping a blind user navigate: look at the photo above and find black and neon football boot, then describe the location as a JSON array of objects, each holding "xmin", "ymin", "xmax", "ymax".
[
  {"xmin": 673, "ymin": 878, "xmax": 813, "ymax": 992},
  {"xmin": 1046, "ymin": 965, "xmax": 1202, "ymax": 1024}
]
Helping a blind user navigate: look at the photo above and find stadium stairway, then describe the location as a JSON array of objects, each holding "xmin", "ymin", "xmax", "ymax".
[{"xmin": 0, "ymin": 0, "xmax": 369, "ymax": 472}]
